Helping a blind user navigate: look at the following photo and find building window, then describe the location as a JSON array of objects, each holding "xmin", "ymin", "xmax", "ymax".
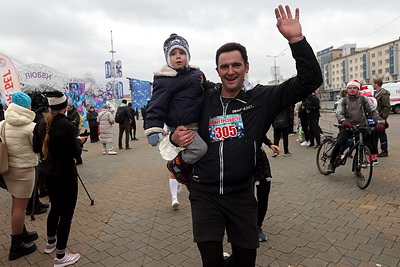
[
  {"xmin": 385, "ymin": 67, "xmax": 390, "ymax": 72},
  {"xmin": 385, "ymin": 59, "xmax": 389, "ymax": 64},
  {"xmin": 372, "ymin": 70, "xmax": 376, "ymax": 75},
  {"xmin": 378, "ymin": 60, "xmax": 382, "ymax": 65},
  {"xmin": 378, "ymin": 51, "xmax": 382, "ymax": 56},
  {"xmin": 349, "ymin": 59, "xmax": 353, "ymax": 64},
  {"xmin": 355, "ymin": 66, "xmax": 358, "ymax": 70},
  {"xmin": 372, "ymin": 62, "xmax": 375, "ymax": 67},
  {"xmin": 371, "ymin": 53, "xmax": 375, "ymax": 58},
  {"xmin": 378, "ymin": 69, "xmax": 382, "ymax": 74},
  {"xmin": 355, "ymin": 58, "xmax": 358, "ymax": 63}
]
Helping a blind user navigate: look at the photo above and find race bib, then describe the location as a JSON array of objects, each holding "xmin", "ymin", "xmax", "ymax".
[{"xmin": 209, "ymin": 114, "xmax": 244, "ymax": 142}]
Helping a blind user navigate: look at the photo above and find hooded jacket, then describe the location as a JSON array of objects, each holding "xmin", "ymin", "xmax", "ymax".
[
  {"xmin": 97, "ymin": 109, "xmax": 115, "ymax": 143},
  {"xmin": 0, "ymin": 103, "xmax": 38, "ymax": 168},
  {"xmin": 144, "ymin": 65, "xmax": 213, "ymax": 136},
  {"xmin": 191, "ymin": 38, "xmax": 323, "ymax": 194}
]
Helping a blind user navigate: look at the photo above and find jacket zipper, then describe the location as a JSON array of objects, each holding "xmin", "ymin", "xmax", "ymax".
[{"xmin": 219, "ymin": 97, "xmax": 229, "ymax": 194}]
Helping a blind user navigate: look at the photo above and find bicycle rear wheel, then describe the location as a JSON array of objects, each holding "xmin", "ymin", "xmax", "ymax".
[
  {"xmin": 353, "ymin": 145, "xmax": 373, "ymax": 189},
  {"xmin": 316, "ymin": 138, "xmax": 335, "ymax": 175}
]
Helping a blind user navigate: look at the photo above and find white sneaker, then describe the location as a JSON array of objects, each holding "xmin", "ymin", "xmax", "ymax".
[
  {"xmin": 171, "ymin": 199, "xmax": 179, "ymax": 209},
  {"xmin": 44, "ymin": 242, "xmax": 57, "ymax": 254},
  {"xmin": 102, "ymin": 150, "xmax": 107, "ymax": 155},
  {"xmin": 54, "ymin": 252, "xmax": 80, "ymax": 266},
  {"xmin": 108, "ymin": 149, "xmax": 117, "ymax": 155},
  {"xmin": 301, "ymin": 141, "xmax": 310, "ymax": 146}
]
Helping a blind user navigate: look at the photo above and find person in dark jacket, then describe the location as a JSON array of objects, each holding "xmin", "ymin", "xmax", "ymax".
[
  {"xmin": 33, "ymin": 90, "xmax": 86, "ymax": 266},
  {"xmin": 116, "ymin": 99, "xmax": 133, "ymax": 150},
  {"xmin": 86, "ymin": 106, "xmax": 99, "ymax": 143},
  {"xmin": 171, "ymin": 6, "xmax": 323, "ymax": 266},
  {"xmin": 272, "ymin": 106, "xmax": 294, "ymax": 156},
  {"xmin": 144, "ymin": 33, "xmax": 213, "ymax": 184},
  {"xmin": 298, "ymin": 98, "xmax": 310, "ymax": 146},
  {"xmin": 66, "ymin": 103, "xmax": 83, "ymax": 164},
  {"xmin": 66, "ymin": 104, "xmax": 80, "ymax": 135},
  {"xmin": 255, "ymin": 134, "xmax": 280, "ymax": 242},
  {"xmin": 127, "ymin": 102, "xmax": 138, "ymax": 141},
  {"xmin": 305, "ymin": 92, "xmax": 321, "ymax": 148},
  {"xmin": 0, "ymin": 103, "xmax": 4, "ymax": 121},
  {"xmin": 372, "ymin": 78, "xmax": 391, "ymax": 157}
]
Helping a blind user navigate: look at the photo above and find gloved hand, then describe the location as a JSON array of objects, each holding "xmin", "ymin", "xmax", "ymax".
[
  {"xmin": 341, "ymin": 121, "xmax": 352, "ymax": 129},
  {"xmin": 375, "ymin": 123, "xmax": 385, "ymax": 132},
  {"xmin": 148, "ymin": 132, "xmax": 163, "ymax": 146}
]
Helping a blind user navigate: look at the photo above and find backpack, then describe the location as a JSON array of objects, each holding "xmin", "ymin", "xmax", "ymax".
[{"xmin": 115, "ymin": 107, "xmax": 123, "ymax": 123}]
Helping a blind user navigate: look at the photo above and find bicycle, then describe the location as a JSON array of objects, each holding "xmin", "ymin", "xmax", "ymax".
[{"xmin": 316, "ymin": 125, "xmax": 375, "ymax": 189}]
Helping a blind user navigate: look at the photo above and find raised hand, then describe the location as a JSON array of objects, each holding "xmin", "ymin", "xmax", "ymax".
[{"xmin": 275, "ymin": 5, "xmax": 304, "ymax": 43}]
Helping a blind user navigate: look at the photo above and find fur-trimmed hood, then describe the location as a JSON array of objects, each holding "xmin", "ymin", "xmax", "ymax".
[{"xmin": 153, "ymin": 65, "xmax": 199, "ymax": 77}]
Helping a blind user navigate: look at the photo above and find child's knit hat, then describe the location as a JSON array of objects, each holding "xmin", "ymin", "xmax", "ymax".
[{"xmin": 163, "ymin": 33, "xmax": 190, "ymax": 67}]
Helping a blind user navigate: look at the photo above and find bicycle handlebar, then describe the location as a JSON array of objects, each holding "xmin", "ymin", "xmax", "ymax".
[{"xmin": 334, "ymin": 124, "xmax": 375, "ymax": 132}]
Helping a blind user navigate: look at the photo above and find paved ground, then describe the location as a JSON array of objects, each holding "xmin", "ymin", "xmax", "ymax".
[{"xmin": 0, "ymin": 112, "xmax": 399, "ymax": 267}]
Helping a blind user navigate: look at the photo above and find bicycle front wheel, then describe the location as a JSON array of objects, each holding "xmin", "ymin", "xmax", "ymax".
[
  {"xmin": 316, "ymin": 138, "xmax": 334, "ymax": 175},
  {"xmin": 353, "ymin": 145, "xmax": 373, "ymax": 189}
]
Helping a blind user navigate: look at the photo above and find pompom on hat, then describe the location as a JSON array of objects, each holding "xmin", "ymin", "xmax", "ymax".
[
  {"xmin": 12, "ymin": 92, "xmax": 32, "ymax": 109},
  {"xmin": 163, "ymin": 33, "xmax": 190, "ymax": 67},
  {"xmin": 346, "ymin": 80, "xmax": 361, "ymax": 89},
  {"xmin": 46, "ymin": 90, "xmax": 68, "ymax": 110}
]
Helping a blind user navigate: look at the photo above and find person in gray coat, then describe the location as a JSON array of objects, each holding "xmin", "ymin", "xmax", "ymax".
[{"xmin": 97, "ymin": 104, "xmax": 117, "ymax": 155}]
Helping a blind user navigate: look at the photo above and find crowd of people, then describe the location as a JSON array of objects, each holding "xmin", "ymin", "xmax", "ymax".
[{"xmin": 0, "ymin": 4, "xmax": 393, "ymax": 267}]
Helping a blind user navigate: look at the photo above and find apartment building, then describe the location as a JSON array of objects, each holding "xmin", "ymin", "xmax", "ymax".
[{"xmin": 317, "ymin": 38, "xmax": 400, "ymax": 100}]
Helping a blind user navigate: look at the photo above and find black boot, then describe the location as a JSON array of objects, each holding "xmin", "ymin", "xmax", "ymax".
[
  {"xmin": 9, "ymin": 234, "xmax": 37, "ymax": 261},
  {"xmin": 22, "ymin": 225, "xmax": 38, "ymax": 243}
]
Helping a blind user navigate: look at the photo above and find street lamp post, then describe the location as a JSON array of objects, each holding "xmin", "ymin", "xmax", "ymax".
[
  {"xmin": 267, "ymin": 48, "xmax": 287, "ymax": 84},
  {"xmin": 109, "ymin": 30, "xmax": 117, "ymax": 107}
]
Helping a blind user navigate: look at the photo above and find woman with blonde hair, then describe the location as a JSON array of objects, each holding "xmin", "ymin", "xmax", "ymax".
[
  {"xmin": 0, "ymin": 92, "xmax": 38, "ymax": 260},
  {"xmin": 33, "ymin": 90, "xmax": 87, "ymax": 266}
]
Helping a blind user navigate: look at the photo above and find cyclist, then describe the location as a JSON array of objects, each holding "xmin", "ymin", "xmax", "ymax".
[{"xmin": 327, "ymin": 80, "xmax": 385, "ymax": 173}]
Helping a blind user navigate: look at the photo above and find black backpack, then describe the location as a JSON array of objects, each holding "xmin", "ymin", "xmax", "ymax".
[{"xmin": 115, "ymin": 107, "xmax": 123, "ymax": 123}]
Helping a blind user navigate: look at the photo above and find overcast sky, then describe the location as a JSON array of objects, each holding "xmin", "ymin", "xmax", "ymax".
[{"xmin": 2, "ymin": 0, "xmax": 400, "ymax": 90}]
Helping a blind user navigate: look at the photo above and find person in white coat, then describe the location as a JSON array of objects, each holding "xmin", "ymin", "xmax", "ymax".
[
  {"xmin": 0, "ymin": 92, "xmax": 39, "ymax": 261},
  {"xmin": 97, "ymin": 104, "xmax": 117, "ymax": 155}
]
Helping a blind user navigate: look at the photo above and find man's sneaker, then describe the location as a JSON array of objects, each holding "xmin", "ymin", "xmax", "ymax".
[
  {"xmin": 44, "ymin": 242, "xmax": 57, "ymax": 254},
  {"xmin": 377, "ymin": 152, "xmax": 388, "ymax": 157},
  {"xmin": 258, "ymin": 227, "xmax": 268, "ymax": 242},
  {"xmin": 372, "ymin": 159, "xmax": 379, "ymax": 166},
  {"xmin": 54, "ymin": 252, "xmax": 80, "ymax": 266},
  {"xmin": 300, "ymin": 141, "xmax": 310, "ymax": 146},
  {"xmin": 272, "ymin": 152, "xmax": 278, "ymax": 157},
  {"xmin": 284, "ymin": 152, "xmax": 292, "ymax": 157},
  {"xmin": 327, "ymin": 163, "xmax": 335, "ymax": 174}
]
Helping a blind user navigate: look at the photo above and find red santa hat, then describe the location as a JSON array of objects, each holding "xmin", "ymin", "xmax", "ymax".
[{"xmin": 346, "ymin": 80, "xmax": 361, "ymax": 89}]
